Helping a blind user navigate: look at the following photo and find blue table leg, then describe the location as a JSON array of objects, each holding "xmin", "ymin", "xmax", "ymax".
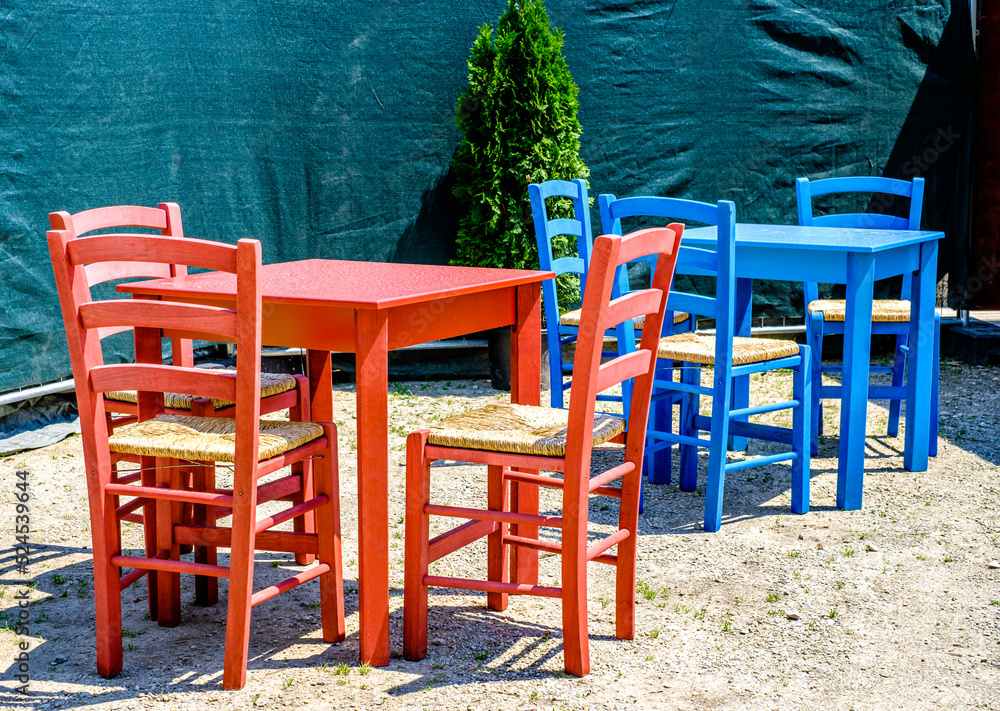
[
  {"xmin": 838, "ymin": 253, "xmax": 875, "ymax": 510},
  {"xmin": 904, "ymin": 240, "xmax": 938, "ymax": 472},
  {"xmin": 729, "ymin": 277, "xmax": 752, "ymax": 451}
]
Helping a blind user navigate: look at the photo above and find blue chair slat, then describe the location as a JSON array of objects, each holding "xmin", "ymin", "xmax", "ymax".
[
  {"xmin": 533, "ymin": 178, "xmax": 587, "ymax": 201},
  {"xmin": 674, "ymin": 244, "xmax": 719, "ymax": 275},
  {"xmin": 794, "ymin": 175, "xmax": 937, "ymax": 457},
  {"xmin": 551, "ymin": 255, "xmax": 586, "ymax": 275},
  {"xmin": 601, "ymin": 195, "xmax": 722, "ymax": 230},
  {"xmin": 546, "ymin": 218, "xmax": 586, "ymax": 239},
  {"xmin": 599, "ymin": 195, "xmax": 811, "ymax": 531},
  {"xmin": 666, "ymin": 292, "xmax": 716, "ymax": 317},
  {"xmin": 803, "ymin": 175, "xmax": 917, "ymax": 198},
  {"xmin": 812, "ymin": 214, "xmax": 910, "ymax": 230}
]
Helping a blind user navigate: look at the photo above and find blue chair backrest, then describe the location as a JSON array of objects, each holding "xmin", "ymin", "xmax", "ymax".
[
  {"xmin": 528, "ymin": 179, "xmax": 593, "ymax": 331},
  {"xmin": 795, "ymin": 176, "xmax": 925, "ymax": 303},
  {"xmin": 598, "ymin": 194, "xmax": 737, "ymax": 363}
]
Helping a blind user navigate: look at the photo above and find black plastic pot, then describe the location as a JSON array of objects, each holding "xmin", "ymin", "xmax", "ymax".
[
  {"xmin": 486, "ymin": 327, "xmax": 512, "ymax": 391},
  {"xmin": 486, "ymin": 327, "xmax": 551, "ymax": 392}
]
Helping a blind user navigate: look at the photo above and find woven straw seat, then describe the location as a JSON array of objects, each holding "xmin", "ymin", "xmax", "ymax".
[
  {"xmin": 560, "ymin": 309, "xmax": 689, "ymax": 329},
  {"xmin": 105, "ymin": 372, "xmax": 297, "ymax": 410},
  {"xmin": 108, "ymin": 414, "xmax": 323, "ymax": 463},
  {"xmin": 657, "ymin": 332, "xmax": 800, "ymax": 366},
  {"xmin": 427, "ymin": 402, "xmax": 625, "ymax": 457},
  {"xmin": 807, "ymin": 298, "xmax": 911, "ymax": 323}
]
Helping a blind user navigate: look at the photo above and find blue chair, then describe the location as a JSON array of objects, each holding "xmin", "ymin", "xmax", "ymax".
[
  {"xmin": 528, "ymin": 179, "xmax": 594, "ymax": 410},
  {"xmin": 600, "ymin": 194, "xmax": 812, "ymax": 532},
  {"xmin": 595, "ymin": 196, "xmax": 703, "ymax": 481},
  {"xmin": 530, "ymin": 180, "xmax": 694, "ymax": 415},
  {"xmin": 796, "ymin": 176, "xmax": 939, "ymax": 457}
]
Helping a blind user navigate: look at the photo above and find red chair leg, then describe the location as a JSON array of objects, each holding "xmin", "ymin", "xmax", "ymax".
[
  {"xmin": 222, "ymin": 480, "xmax": 258, "ymax": 690},
  {"xmin": 615, "ymin": 464, "xmax": 641, "ymax": 640},
  {"xmin": 486, "ymin": 464, "xmax": 509, "ymax": 612},
  {"xmin": 291, "ymin": 456, "xmax": 317, "ymax": 566},
  {"xmin": 139, "ymin": 455, "xmax": 159, "ymax": 621},
  {"xmin": 315, "ymin": 425, "xmax": 346, "ymax": 642},
  {"xmin": 290, "ymin": 382, "xmax": 317, "ymax": 566},
  {"xmin": 403, "ymin": 431, "xmax": 430, "ymax": 661},
  {"xmin": 177, "ymin": 465, "xmax": 195, "ymax": 555},
  {"xmin": 192, "ymin": 465, "xmax": 219, "ymax": 606},
  {"xmin": 109, "ymin": 458, "xmax": 123, "ymax": 554},
  {"xmin": 93, "ymin": 479, "xmax": 124, "ymax": 677},
  {"xmin": 155, "ymin": 458, "xmax": 181, "ymax": 627},
  {"xmin": 561, "ymin": 506, "xmax": 590, "ymax": 677}
]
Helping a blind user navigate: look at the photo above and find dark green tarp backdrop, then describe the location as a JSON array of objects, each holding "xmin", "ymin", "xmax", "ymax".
[{"xmin": 0, "ymin": 1, "xmax": 975, "ymax": 394}]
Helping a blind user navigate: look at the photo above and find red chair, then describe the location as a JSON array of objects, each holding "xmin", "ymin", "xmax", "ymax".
[
  {"xmin": 49, "ymin": 204, "xmax": 317, "ymax": 610},
  {"xmin": 47, "ymin": 228, "xmax": 344, "ymax": 690},
  {"xmin": 403, "ymin": 226, "xmax": 683, "ymax": 676}
]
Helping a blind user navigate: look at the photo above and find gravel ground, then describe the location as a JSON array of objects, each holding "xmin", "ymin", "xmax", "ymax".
[{"xmin": 1, "ymin": 361, "xmax": 999, "ymax": 710}]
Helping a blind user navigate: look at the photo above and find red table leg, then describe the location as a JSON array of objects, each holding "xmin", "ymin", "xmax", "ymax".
[
  {"xmin": 509, "ymin": 282, "xmax": 541, "ymax": 585},
  {"xmin": 354, "ymin": 309, "xmax": 391, "ymax": 666}
]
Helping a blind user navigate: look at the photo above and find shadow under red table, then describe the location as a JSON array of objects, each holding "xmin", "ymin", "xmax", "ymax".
[{"xmin": 121, "ymin": 259, "xmax": 553, "ymax": 665}]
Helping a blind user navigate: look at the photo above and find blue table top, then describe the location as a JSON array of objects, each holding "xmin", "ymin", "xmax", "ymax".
[{"xmin": 684, "ymin": 224, "xmax": 944, "ymax": 253}]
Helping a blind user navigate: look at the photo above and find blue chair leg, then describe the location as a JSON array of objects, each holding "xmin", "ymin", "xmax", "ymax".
[
  {"xmin": 547, "ymin": 328, "xmax": 564, "ymax": 409},
  {"xmin": 930, "ymin": 314, "xmax": 940, "ymax": 457},
  {"xmin": 728, "ymin": 278, "xmax": 752, "ymax": 452},
  {"xmin": 549, "ymin": 370, "xmax": 563, "ymax": 409},
  {"xmin": 791, "ymin": 347, "xmax": 811, "ymax": 514},
  {"xmin": 679, "ymin": 363, "xmax": 700, "ymax": 492},
  {"xmin": 703, "ymin": 378, "xmax": 733, "ymax": 533},
  {"xmin": 649, "ymin": 365, "xmax": 673, "ymax": 484},
  {"xmin": 728, "ymin": 376, "xmax": 749, "ymax": 452},
  {"xmin": 642, "ymin": 390, "xmax": 656, "ymax": 480},
  {"xmin": 886, "ymin": 333, "xmax": 908, "ymax": 437},
  {"xmin": 807, "ymin": 315, "xmax": 824, "ymax": 456}
]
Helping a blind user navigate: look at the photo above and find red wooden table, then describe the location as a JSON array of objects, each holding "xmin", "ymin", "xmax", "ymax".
[{"xmin": 120, "ymin": 259, "xmax": 552, "ymax": 666}]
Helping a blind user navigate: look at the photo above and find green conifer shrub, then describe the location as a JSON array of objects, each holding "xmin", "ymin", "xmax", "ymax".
[{"xmin": 450, "ymin": 0, "xmax": 589, "ymax": 274}]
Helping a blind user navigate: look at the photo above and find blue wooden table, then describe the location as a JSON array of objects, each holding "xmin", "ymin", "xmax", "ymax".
[{"xmin": 683, "ymin": 223, "xmax": 943, "ymax": 510}]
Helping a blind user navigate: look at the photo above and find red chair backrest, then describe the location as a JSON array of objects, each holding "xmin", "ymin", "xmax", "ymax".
[{"xmin": 49, "ymin": 204, "xmax": 198, "ymax": 365}]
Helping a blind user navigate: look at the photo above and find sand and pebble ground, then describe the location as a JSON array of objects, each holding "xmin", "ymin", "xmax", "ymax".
[{"xmin": 1, "ymin": 361, "xmax": 999, "ymax": 710}]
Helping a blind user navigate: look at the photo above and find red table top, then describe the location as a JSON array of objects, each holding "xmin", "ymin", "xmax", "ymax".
[{"xmin": 120, "ymin": 259, "xmax": 553, "ymax": 310}]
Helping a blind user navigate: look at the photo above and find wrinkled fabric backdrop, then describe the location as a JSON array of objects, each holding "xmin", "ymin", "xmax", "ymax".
[{"xmin": 0, "ymin": 1, "xmax": 975, "ymax": 393}]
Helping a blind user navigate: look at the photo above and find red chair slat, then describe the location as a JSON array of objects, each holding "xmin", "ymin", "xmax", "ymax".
[
  {"xmin": 80, "ymin": 300, "xmax": 238, "ymax": 342},
  {"xmin": 64, "ymin": 234, "xmax": 239, "ymax": 274},
  {"xmin": 51, "ymin": 205, "xmax": 169, "ymax": 233},
  {"xmin": 612, "ymin": 224, "xmax": 685, "ymax": 265},
  {"xmin": 84, "ymin": 260, "xmax": 174, "ymax": 286},
  {"xmin": 603, "ymin": 288, "xmax": 662, "ymax": 331},
  {"xmin": 89, "ymin": 364, "xmax": 238, "ymax": 402},
  {"xmin": 595, "ymin": 349, "xmax": 652, "ymax": 394}
]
